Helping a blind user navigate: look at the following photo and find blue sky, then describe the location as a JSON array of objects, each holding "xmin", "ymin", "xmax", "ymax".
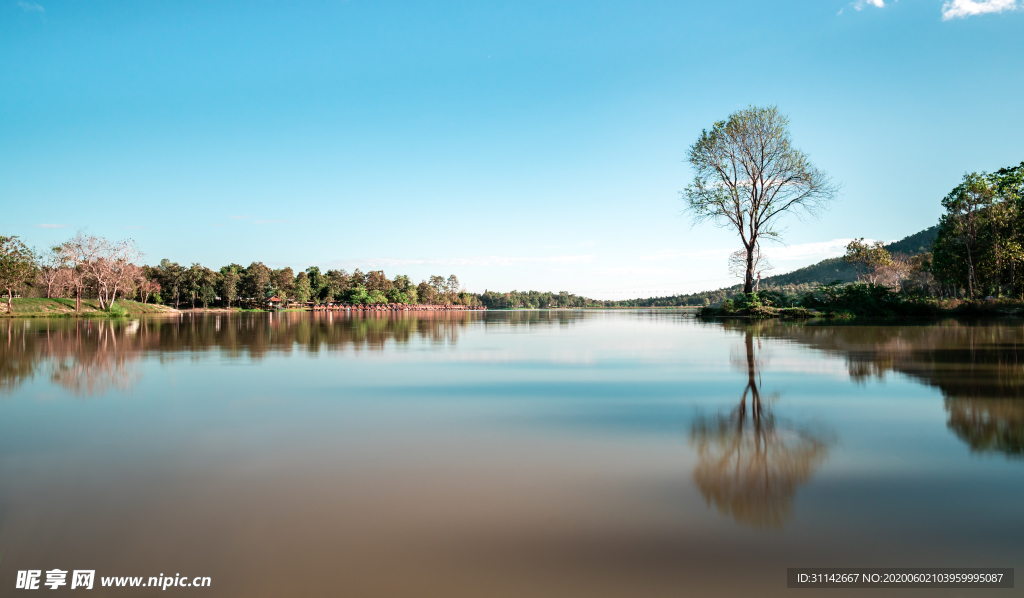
[{"xmin": 2, "ymin": 0, "xmax": 1022, "ymax": 298}]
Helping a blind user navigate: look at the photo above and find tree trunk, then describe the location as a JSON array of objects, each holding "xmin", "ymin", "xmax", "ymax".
[
  {"xmin": 5, "ymin": 288, "xmax": 12, "ymax": 314},
  {"xmin": 743, "ymin": 244, "xmax": 755, "ymax": 294}
]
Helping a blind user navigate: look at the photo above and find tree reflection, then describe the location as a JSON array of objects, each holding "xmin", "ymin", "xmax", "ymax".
[
  {"xmin": 690, "ymin": 331, "xmax": 830, "ymax": 529},
  {"xmin": 728, "ymin": 321, "xmax": 1024, "ymax": 460},
  {"xmin": 1, "ymin": 319, "xmax": 143, "ymax": 397},
  {"xmin": 946, "ymin": 398, "xmax": 1024, "ymax": 457},
  {"xmin": 0, "ymin": 311, "xmax": 586, "ymax": 396}
]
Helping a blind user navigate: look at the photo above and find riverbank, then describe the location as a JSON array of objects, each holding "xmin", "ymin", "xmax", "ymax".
[
  {"xmin": 1, "ymin": 298, "xmax": 179, "ymax": 318},
  {"xmin": 697, "ymin": 290, "xmax": 1024, "ymax": 321}
]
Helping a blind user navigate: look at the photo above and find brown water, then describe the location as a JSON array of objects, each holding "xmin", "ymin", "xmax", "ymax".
[{"xmin": 0, "ymin": 312, "xmax": 1021, "ymax": 596}]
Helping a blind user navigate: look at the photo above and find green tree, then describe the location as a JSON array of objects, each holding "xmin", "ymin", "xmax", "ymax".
[
  {"xmin": 325, "ymin": 269, "xmax": 350, "ymax": 301},
  {"xmin": 0, "ymin": 236, "xmax": 38, "ymax": 313},
  {"xmin": 184, "ymin": 263, "xmax": 204, "ymax": 308},
  {"xmin": 417, "ymin": 280, "xmax": 436, "ymax": 304},
  {"xmin": 393, "ymin": 274, "xmax": 413, "ymax": 293},
  {"xmin": 682, "ymin": 105, "xmax": 839, "ymax": 294},
  {"xmin": 156, "ymin": 259, "xmax": 185, "ymax": 308},
  {"xmin": 272, "ymin": 267, "xmax": 295, "ymax": 298},
  {"xmin": 843, "ymin": 238, "xmax": 893, "ymax": 284},
  {"xmin": 366, "ymin": 270, "xmax": 392, "ymax": 292},
  {"xmin": 305, "ymin": 266, "xmax": 326, "ymax": 303},
  {"xmin": 446, "ymin": 274, "xmax": 461, "ymax": 304},
  {"xmin": 933, "ymin": 173, "xmax": 994, "ymax": 298},
  {"xmin": 293, "ymin": 271, "xmax": 312, "ymax": 303},
  {"xmin": 219, "ymin": 265, "xmax": 241, "ymax": 308},
  {"xmin": 200, "ymin": 284, "xmax": 217, "ymax": 309},
  {"xmin": 241, "ymin": 262, "xmax": 272, "ymax": 306},
  {"xmin": 345, "ymin": 285, "xmax": 370, "ymax": 304}
]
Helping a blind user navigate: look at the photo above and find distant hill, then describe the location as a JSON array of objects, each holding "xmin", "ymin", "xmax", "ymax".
[
  {"xmin": 610, "ymin": 226, "xmax": 939, "ymax": 307},
  {"xmin": 759, "ymin": 225, "xmax": 939, "ymax": 287},
  {"xmin": 884, "ymin": 225, "xmax": 940, "ymax": 256}
]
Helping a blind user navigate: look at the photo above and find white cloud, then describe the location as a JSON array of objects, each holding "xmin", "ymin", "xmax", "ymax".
[
  {"xmin": 34, "ymin": 223, "xmax": 69, "ymax": 229},
  {"xmin": 942, "ymin": 0, "xmax": 1018, "ymax": 19},
  {"xmin": 18, "ymin": 1, "xmax": 44, "ymax": 12},
  {"xmin": 839, "ymin": 0, "xmax": 886, "ymax": 14},
  {"xmin": 763, "ymin": 238, "xmax": 869, "ymax": 262}
]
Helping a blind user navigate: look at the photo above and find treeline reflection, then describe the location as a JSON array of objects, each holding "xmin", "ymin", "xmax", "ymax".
[
  {"xmin": 719, "ymin": 320, "xmax": 1024, "ymax": 458},
  {"xmin": 0, "ymin": 311, "xmax": 583, "ymax": 396}
]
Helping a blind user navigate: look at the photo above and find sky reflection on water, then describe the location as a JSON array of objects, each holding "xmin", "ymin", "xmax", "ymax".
[{"xmin": 0, "ymin": 312, "xmax": 1021, "ymax": 597}]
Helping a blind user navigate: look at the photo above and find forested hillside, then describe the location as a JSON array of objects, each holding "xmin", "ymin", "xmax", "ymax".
[{"xmin": 759, "ymin": 226, "xmax": 939, "ymax": 287}]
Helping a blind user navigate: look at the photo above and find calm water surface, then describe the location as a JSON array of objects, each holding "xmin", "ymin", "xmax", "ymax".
[{"xmin": 1, "ymin": 311, "xmax": 1021, "ymax": 597}]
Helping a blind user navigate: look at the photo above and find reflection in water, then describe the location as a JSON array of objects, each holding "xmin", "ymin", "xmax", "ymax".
[
  {"xmin": 946, "ymin": 398, "xmax": 1024, "ymax": 456},
  {"xmin": 1, "ymin": 319, "xmax": 142, "ymax": 396},
  {"xmin": 0, "ymin": 311, "xmax": 585, "ymax": 396},
  {"xmin": 690, "ymin": 331, "xmax": 830, "ymax": 529},
  {"xmin": 724, "ymin": 320, "xmax": 1024, "ymax": 459}
]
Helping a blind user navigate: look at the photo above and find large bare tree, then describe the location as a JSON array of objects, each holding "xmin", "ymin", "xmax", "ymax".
[
  {"xmin": 59, "ymin": 232, "xmax": 143, "ymax": 311},
  {"xmin": 683, "ymin": 106, "xmax": 839, "ymax": 294},
  {"xmin": 37, "ymin": 245, "xmax": 72, "ymax": 299}
]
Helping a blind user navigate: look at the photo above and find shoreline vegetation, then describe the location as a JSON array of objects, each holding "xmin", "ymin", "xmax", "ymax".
[
  {"xmin": 692, "ymin": 158, "xmax": 1024, "ymax": 321},
  {"xmin": 3, "ymin": 153, "xmax": 1022, "ymax": 320}
]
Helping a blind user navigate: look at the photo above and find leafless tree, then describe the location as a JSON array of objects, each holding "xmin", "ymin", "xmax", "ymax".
[
  {"xmin": 683, "ymin": 105, "xmax": 839, "ymax": 294},
  {"xmin": 138, "ymin": 278, "xmax": 160, "ymax": 304},
  {"xmin": 37, "ymin": 246, "xmax": 72, "ymax": 298},
  {"xmin": 58, "ymin": 232, "xmax": 144, "ymax": 311},
  {"xmin": 728, "ymin": 245, "xmax": 772, "ymax": 291}
]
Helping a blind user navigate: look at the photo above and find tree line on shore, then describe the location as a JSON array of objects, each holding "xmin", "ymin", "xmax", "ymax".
[{"xmin": 0, "ymin": 231, "xmax": 603, "ymax": 312}]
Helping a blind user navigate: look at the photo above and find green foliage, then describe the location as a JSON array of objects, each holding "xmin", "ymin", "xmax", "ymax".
[
  {"xmin": 798, "ymin": 282, "xmax": 937, "ymax": 318},
  {"xmin": 0, "ymin": 236, "xmax": 38, "ymax": 314},
  {"xmin": 292, "ymin": 272, "xmax": 312, "ymax": 303},
  {"xmin": 932, "ymin": 164, "xmax": 1024, "ymax": 299},
  {"xmin": 477, "ymin": 289, "xmax": 598, "ymax": 309},
  {"xmin": 844, "ymin": 238, "xmax": 893, "ymax": 283},
  {"xmin": 343, "ymin": 286, "xmax": 370, "ymax": 305},
  {"xmin": 106, "ymin": 302, "xmax": 129, "ymax": 317}
]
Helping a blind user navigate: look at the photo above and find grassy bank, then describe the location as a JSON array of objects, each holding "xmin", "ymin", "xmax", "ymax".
[
  {"xmin": 698, "ymin": 284, "xmax": 1024, "ymax": 320},
  {"xmin": 0, "ymin": 298, "xmax": 179, "ymax": 318}
]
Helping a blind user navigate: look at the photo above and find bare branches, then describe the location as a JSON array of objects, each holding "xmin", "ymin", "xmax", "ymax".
[
  {"xmin": 682, "ymin": 106, "xmax": 840, "ymax": 293},
  {"xmin": 728, "ymin": 245, "xmax": 773, "ymax": 290},
  {"xmin": 57, "ymin": 232, "xmax": 145, "ymax": 312}
]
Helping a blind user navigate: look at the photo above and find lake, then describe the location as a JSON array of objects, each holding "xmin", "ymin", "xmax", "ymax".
[{"xmin": 1, "ymin": 311, "xmax": 1021, "ymax": 596}]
